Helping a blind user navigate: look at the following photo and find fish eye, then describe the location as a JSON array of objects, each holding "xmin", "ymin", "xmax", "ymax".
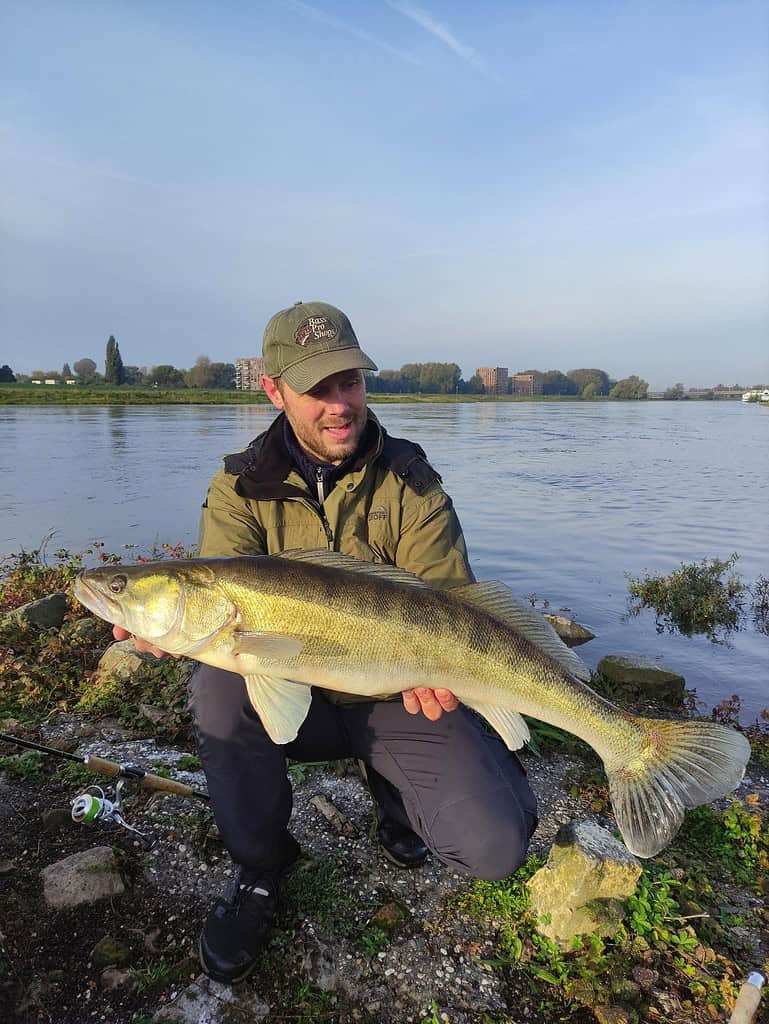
[{"xmin": 109, "ymin": 574, "xmax": 127, "ymax": 594}]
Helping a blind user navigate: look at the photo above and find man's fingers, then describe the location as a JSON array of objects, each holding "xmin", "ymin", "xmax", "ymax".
[
  {"xmin": 402, "ymin": 690, "xmax": 421, "ymax": 715},
  {"xmin": 402, "ymin": 688, "xmax": 459, "ymax": 719},
  {"xmin": 112, "ymin": 625, "xmax": 130, "ymax": 642},
  {"xmin": 434, "ymin": 688, "xmax": 459, "ymax": 712}
]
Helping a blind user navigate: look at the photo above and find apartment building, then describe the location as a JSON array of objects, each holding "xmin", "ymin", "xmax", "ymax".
[
  {"xmin": 511, "ymin": 372, "xmax": 543, "ymax": 396},
  {"xmin": 235, "ymin": 357, "xmax": 265, "ymax": 391},
  {"xmin": 476, "ymin": 366, "xmax": 509, "ymax": 395}
]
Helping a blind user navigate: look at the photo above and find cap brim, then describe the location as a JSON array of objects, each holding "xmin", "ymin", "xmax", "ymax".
[{"xmin": 280, "ymin": 348, "xmax": 378, "ymax": 393}]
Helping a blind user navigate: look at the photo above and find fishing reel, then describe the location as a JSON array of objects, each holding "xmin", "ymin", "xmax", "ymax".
[{"xmin": 71, "ymin": 778, "xmax": 148, "ymax": 842}]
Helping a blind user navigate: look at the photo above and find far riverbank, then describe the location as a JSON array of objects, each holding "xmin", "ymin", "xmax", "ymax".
[{"xmin": 0, "ymin": 384, "xmax": 747, "ymax": 406}]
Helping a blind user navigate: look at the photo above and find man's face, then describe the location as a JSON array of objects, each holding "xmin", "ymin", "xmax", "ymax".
[{"xmin": 263, "ymin": 369, "xmax": 367, "ymax": 464}]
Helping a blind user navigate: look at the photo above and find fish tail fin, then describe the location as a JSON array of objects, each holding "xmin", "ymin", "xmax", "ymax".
[{"xmin": 606, "ymin": 718, "xmax": 750, "ymax": 858}]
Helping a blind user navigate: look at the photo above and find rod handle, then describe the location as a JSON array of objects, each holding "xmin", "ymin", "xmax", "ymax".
[
  {"xmin": 84, "ymin": 755, "xmax": 203, "ymax": 798},
  {"xmin": 729, "ymin": 972, "xmax": 766, "ymax": 1024}
]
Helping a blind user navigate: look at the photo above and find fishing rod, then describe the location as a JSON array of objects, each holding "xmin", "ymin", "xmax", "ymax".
[{"xmin": 0, "ymin": 731, "xmax": 209, "ymax": 841}]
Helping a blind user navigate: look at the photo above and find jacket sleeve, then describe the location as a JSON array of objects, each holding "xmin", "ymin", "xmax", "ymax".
[
  {"xmin": 198, "ymin": 468, "xmax": 267, "ymax": 557},
  {"xmin": 394, "ymin": 483, "xmax": 475, "ymax": 590}
]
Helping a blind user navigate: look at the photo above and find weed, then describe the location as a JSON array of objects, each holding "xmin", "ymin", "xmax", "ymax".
[
  {"xmin": 129, "ymin": 961, "xmax": 174, "ymax": 993},
  {"xmin": 55, "ymin": 762, "xmax": 99, "ymax": 788},
  {"xmin": 359, "ymin": 923, "xmax": 389, "ymax": 958},
  {"xmin": 421, "ymin": 999, "xmax": 448, "ymax": 1024},
  {"xmin": 626, "ymin": 553, "xmax": 745, "ymax": 640},
  {"xmin": 565, "ymin": 766, "xmax": 611, "ymax": 814},
  {"xmin": 0, "ymin": 749, "xmax": 45, "ymax": 779},
  {"xmin": 175, "ymin": 754, "xmax": 201, "ymax": 771},
  {"xmin": 678, "ymin": 798, "xmax": 769, "ymax": 891}
]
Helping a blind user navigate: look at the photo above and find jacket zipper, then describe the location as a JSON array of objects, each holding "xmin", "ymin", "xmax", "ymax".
[{"xmin": 307, "ymin": 471, "xmax": 333, "ymax": 547}]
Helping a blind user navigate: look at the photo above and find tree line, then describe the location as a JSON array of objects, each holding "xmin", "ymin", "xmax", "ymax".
[{"xmin": 7, "ymin": 336, "xmax": 236, "ymax": 390}]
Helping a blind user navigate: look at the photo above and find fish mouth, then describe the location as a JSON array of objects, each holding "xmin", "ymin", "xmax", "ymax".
[{"xmin": 73, "ymin": 572, "xmax": 122, "ymax": 624}]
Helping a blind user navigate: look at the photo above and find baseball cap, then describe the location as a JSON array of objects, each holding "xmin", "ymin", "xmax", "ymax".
[{"xmin": 261, "ymin": 301, "xmax": 378, "ymax": 393}]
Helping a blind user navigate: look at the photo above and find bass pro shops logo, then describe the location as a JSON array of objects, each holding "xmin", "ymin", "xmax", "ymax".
[{"xmin": 294, "ymin": 316, "xmax": 339, "ymax": 346}]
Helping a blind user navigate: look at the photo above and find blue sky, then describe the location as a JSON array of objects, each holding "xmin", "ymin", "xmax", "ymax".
[{"xmin": 2, "ymin": 0, "xmax": 767, "ymax": 388}]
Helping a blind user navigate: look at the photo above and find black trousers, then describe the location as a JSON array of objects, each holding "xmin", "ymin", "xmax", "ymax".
[{"xmin": 188, "ymin": 665, "xmax": 538, "ymax": 881}]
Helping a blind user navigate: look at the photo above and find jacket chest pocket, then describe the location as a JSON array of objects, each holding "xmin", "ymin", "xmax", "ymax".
[{"xmin": 262, "ymin": 505, "xmax": 329, "ymax": 553}]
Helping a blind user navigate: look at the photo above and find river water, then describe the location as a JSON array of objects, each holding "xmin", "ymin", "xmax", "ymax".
[{"xmin": 1, "ymin": 401, "xmax": 767, "ymax": 717}]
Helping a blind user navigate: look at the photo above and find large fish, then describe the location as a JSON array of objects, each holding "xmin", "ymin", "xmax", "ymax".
[{"xmin": 73, "ymin": 549, "xmax": 751, "ymax": 858}]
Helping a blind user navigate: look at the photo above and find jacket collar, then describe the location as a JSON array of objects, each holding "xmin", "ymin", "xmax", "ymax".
[{"xmin": 233, "ymin": 410, "xmax": 384, "ymax": 501}]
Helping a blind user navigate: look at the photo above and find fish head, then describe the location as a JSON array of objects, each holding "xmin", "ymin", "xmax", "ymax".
[{"xmin": 73, "ymin": 560, "xmax": 236, "ymax": 653}]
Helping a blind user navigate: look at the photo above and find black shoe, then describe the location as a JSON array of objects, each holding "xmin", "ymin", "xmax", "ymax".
[
  {"xmin": 377, "ymin": 819, "xmax": 429, "ymax": 869},
  {"xmin": 199, "ymin": 867, "xmax": 280, "ymax": 983}
]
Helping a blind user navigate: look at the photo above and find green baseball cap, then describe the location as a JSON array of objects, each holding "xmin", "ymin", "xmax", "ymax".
[{"xmin": 261, "ymin": 301, "xmax": 378, "ymax": 393}]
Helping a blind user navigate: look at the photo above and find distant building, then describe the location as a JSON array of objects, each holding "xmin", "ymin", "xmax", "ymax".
[
  {"xmin": 44, "ymin": 379, "xmax": 58, "ymax": 385},
  {"xmin": 476, "ymin": 366, "xmax": 509, "ymax": 395},
  {"xmin": 511, "ymin": 372, "xmax": 543, "ymax": 396},
  {"xmin": 235, "ymin": 357, "xmax": 265, "ymax": 391},
  {"xmin": 65, "ymin": 379, "xmax": 77, "ymax": 385}
]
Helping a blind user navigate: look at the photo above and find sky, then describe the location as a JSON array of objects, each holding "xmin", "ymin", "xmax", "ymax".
[{"xmin": 2, "ymin": 0, "xmax": 768, "ymax": 389}]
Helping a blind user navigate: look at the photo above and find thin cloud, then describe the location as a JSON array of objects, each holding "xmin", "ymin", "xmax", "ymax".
[
  {"xmin": 387, "ymin": 1, "xmax": 493, "ymax": 78},
  {"xmin": 283, "ymin": 0, "xmax": 424, "ymax": 67}
]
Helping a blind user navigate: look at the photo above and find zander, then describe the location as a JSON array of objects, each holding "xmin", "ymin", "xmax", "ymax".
[{"xmin": 74, "ymin": 550, "xmax": 750, "ymax": 858}]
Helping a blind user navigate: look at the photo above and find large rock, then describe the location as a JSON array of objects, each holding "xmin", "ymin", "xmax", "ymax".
[
  {"xmin": 96, "ymin": 640, "xmax": 146, "ymax": 681},
  {"xmin": 41, "ymin": 846, "xmax": 125, "ymax": 910},
  {"xmin": 543, "ymin": 614, "xmax": 595, "ymax": 646},
  {"xmin": 5, "ymin": 592, "xmax": 69, "ymax": 630},
  {"xmin": 61, "ymin": 616, "xmax": 109, "ymax": 646},
  {"xmin": 596, "ymin": 653, "xmax": 685, "ymax": 705},
  {"xmin": 153, "ymin": 974, "xmax": 269, "ymax": 1023},
  {"xmin": 527, "ymin": 821, "xmax": 641, "ymax": 946}
]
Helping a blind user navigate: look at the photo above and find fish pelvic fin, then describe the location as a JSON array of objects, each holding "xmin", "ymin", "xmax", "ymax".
[
  {"xmin": 607, "ymin": 718, "xmax": 751, "ymax": 858},
  {"xmin": 463, "ymin": 701, "xmax": 530, "ymax": 751},
  {"xmin": 244, "ymin": 674, "xmax": 312, "ymax": 745}
]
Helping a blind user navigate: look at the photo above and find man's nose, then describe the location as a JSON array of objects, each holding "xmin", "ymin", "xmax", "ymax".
[{"xmin": 324, "ymin": 386, "xmax": 351, "ymax": 411}]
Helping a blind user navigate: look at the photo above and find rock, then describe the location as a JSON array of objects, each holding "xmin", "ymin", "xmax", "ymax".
[
  {"xmin": 5, "ymin": 592, "xmax": 69, "ymax": 630},
  {"xmin": 0, "ymin": 859, "xmax": 16, "ymax": 875},
  {"xmin": 527, "ymin": 821, "xmax": 641, "ymax": 946},
  {"xmin": 610, "ymin": 978, "xmax": 642, "ymax": 1005},
  {"xmin": 596, "ymin": 653, "xmax": 685, "ymax": 705},
  {"xmin": 152, "ymin": 974, "xmax": 270, "ymax": 1022},
  {"xmin": 543, "ymin": 614, "xmax": 595, "ymax": 645},
  {"xmin": 302, "ymin": 926, "xmax": 340, "ymax": 992},
  {"xmin": 593, "ymin": 1007, "xmax": 631, "ymax": 1024},
  {"xmin": 91, "ymin": 935, "xmax": 132, "ymax": 967},
  {"xmin": 41, "ymin": 845, "xmax": 125, "ymax": 910},
  {"xmin": 96, "ymin": 640, "xmax": 145, "ymax": 682},
  {"xmin": 40, "ymin": 807, "xmax": 76, "ymax": 832},
  {"xmin": 100, "ymin": 967, "xmax": 137, "ymax": 994},
  {"xmin": 631, "ymin": 965, "xmax": 658, "ymax": 990},
  {"xmin": 60, "ymin": 616, "xmax": 109, "ymax": 645},
  {"xmin": 371, "ymin": 900, "xmax": 409, "ymax": 932}
]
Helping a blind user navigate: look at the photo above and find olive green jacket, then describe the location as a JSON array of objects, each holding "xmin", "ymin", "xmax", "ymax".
[
  {"xmin": 198, "ymin": 411, "xmax": 474, "ymax": 700},
  {"xmin": 199, "ymin": 410, "xmax": 473, "ymax": 585}
]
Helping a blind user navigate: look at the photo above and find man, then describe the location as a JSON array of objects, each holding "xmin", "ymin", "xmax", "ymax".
[{"xmin": 116, "ymin": 301, "xmax": 537, "ymax": 984}]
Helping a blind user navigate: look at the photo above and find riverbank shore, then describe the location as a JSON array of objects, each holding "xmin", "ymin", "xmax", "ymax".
[{"xmin": 0, "ymin": 385, "xmax": 747, "ymax": 406}]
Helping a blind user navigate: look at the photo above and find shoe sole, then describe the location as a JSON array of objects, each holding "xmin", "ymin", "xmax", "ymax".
[
  {"xmin": 198, "ymin": 935, "xmax": 260, "ymax": 985},
  {"xmin": 380, "ymin": 845, "xmax": 428, "ymax": 869}
]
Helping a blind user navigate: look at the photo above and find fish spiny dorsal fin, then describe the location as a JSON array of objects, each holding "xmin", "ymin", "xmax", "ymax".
[
  {"xmin": 450, "ymin": 581, "xmax": 592, "ymax": 682},
  {"xmin": 275, "ymin": 549, "xmax": 430, "ymax": 588}
]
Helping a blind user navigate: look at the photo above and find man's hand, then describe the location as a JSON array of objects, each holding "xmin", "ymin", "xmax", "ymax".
[
  {"xmin": 402, "ymin": 687, "xmax": 459, "ymax": 721},
  {"xmin": 112, "ymin": 625, "xmax": 174, "ymax": 659}
]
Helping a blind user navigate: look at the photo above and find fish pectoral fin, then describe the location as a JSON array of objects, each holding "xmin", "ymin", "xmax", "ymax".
[
  {"xmin": 451, "ymin": 581, "xmax": 591, "ymax": 682},
  {"xmin": 244, "ymin": 674, "xmax": 312, "ymax": 745},
  {"xmin": 234, "ymin": 631, "xmax": 303, "ymax": 660},
  {"xmin": 465, "ymin": 702, "xmax": 530, "ymax": 751}
]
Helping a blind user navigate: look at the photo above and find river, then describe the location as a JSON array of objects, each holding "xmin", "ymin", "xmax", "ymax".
[{"xmin": 2, "ymin": 400, "xmax": 767, "ymax": 718}]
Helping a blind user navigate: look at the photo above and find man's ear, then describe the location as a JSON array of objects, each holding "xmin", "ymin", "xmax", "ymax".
[{"xmin": 262, "ymin": 375, "xmax": 284, "ymax": 410}]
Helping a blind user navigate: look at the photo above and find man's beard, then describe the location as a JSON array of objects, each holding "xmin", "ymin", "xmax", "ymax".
[{"xmin": 293, "ymin": 414, "xmax": 363, "ymax": 464}]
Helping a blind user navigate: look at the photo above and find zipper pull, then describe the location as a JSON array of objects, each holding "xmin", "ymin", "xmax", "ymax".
[{"xmin": 315, "ymin": 465, "xmax": 325, "ymax": 506}]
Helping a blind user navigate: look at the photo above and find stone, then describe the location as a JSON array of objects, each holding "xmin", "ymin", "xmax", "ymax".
[
  {"xmin": 96, "ymin": 640, "xmax": 146, "ymax": 682},
  {"xmin": 631, "ymin": 965, "xmax": 658, "ymax": 990},
  {"xmin": 100, "ymin": 967, "xmax": 137, "ymax": 994},
  {"xmin": 610, "ymin": 978, "xmax": 642, "ymax": 1005},
  {"xmin": 91, "ymin": 934, "xmax": 132, "ymax": 967},
  {"xmin": 527, "ymin": 821, "xmax": 641, "ymax": 946},
  {"xmin": 6, "ymin": 592, "xmax": 69, "ymax": 630},
  {"xmin": 543, "ymin": 613, "xmax": 595, "ymax": 645},
  {"xmin": 153, "ymin": 974, "xmax": 270, "ymax": 1022},
  {"xmin": 41, "ymin": 845, "xmax": 125, "ymax": 910},
  {"xmin": 302, "ymin": 927, "xmax": 340, "ymax": 992},
  {"xmin": 593, "ymin": 1007, "xmax": 631, "ymax": 1024},
  {"xmin": 60, "ymin": 616, "xmax": 109, "ymax": 645},
  {"xmin": 371, "ymin": 900, "xmax": 409, "ymax": 931},
  {"xmin": 596, "ymin": 653, "xmax": 685, "ymax": 705}
]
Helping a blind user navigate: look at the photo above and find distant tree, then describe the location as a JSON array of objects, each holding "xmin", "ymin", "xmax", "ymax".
[
  {"xmin": 460, "ymin": 373, "xmax": 485, "ymax": 394},
  {"xmin": 0, "ymin": 364, "xmax": 16, "ymax": 383},
  {"xmin": 122, "ymin": 365, "xmax": 143, "ymax": 385},
  {"xmin": 399, "ymin": 363, "xmax": 422, "ymax": 394},
  {"xmin": 377, "ymin": 370, "xmax": 406, "ymax": 393},
  {"xmin": 541, "ymin": 370, "xmax": 579, "ymax": 395},
  {"xmin": 209, "ymin": 362, "xmax": 235, "ymax": 389},
  {"xmin": 62, "ymin": 362, "xmax": 72, "ymax": 379},
  {"xmin": 105, "ymin": 335, "xmax": 125, "ymax": 385},
  {"xmin": 73, "ymin": 358, "xmax": 97, "ymax": 383},
  {"xmin": 567, "ymin": 368, "xmax": 610, "ymax": 396},
  {"xmin": 150, "ymin": 364, "xmax": 185, "ymax": 388},
  {"xmin": 581, "ymin": 382, "xmax": 599, "ymax": 399},
  {"xmin": 185, "ymin": 355, "xmax": 213, "ymax": 389},
  {"xmin": 609, "ymin": 375, "xmax": 649, "ymax": 399},
  {"xmin": 419, "ymin": 362, "xmax": 462, "ymax": 394},
  {"xmin": 663, "ymin": 382, "xmax": 686, "ymax": 400}
]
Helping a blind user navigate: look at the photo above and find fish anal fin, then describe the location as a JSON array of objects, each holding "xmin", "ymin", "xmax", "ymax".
[
  {"xmin": 244, "ymin": 674, "xmax": 312, "ymax": 745},
  {"xmin": 451, "ymin": 581, "xmax": 591, "ymax": 682},
  {"xmin": 465, "ymin": 701, "xmax": 530, "ymax": 751}
]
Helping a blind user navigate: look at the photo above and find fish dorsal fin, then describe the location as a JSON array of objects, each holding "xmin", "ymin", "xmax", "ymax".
[
  {"xmin": 451, "ymin": 581, "xmax": 592, "ymax": 682},
  {"xmin": 244, "ymin": 674, "xmax": 312, "ymax": 744},
  {"xmin": 275, "ymin": 549, "xmax": 430, "ymax": 588}
]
